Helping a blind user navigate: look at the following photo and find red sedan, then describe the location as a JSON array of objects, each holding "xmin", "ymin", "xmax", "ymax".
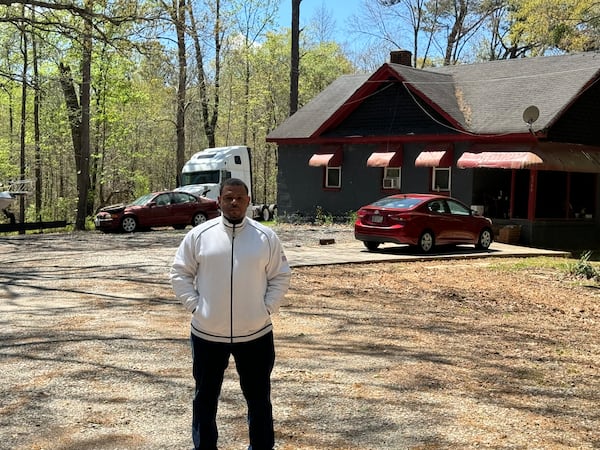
[
  {"xmin": 354, "ymin": 193, "xmax": 493, "ymax": 253},
  {"xmin": 95, "ymin": 190, "xmax": 220, "ymax": 233}
]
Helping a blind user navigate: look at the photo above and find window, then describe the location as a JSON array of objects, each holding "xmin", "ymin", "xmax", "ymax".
[
  {"xmin": 155, "ymin": 194, "xmax": 171, "ymax": 206},
  {"xmin": 325, "ymin": 167, "xmax": 341, "ymax": 188},
  {"xmin": 172, "ymin": 192, "xmax": 195, "ymax": 204},
  {"xmin": 383, "ymin": 167, "xmax": 401, "ymax": 190},
  {"xmin": 446, "ymin": 199, "xmax": 470, "ymax": 216},
  {"xmin": 181, "ymin": 170, "xmax": 220, "ymax": 185},
  {"xmin": 432, "ymin": 168, "xmax": 451, "ymax": 191}
]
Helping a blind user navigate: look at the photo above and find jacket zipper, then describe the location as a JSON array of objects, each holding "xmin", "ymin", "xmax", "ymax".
[{"xmin": 229, "ymin": 223, "xmax": 236, "ymax": 343}]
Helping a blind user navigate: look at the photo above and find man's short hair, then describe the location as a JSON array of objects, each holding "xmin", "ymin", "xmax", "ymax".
[{"xmin": 220, "ymin": 178, "xmax": 249, "ymax": 195}]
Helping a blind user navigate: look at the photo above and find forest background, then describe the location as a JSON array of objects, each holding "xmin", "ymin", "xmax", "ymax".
[{"xmin": 0, "ymin": 0, "xmax": 598, "ymax": 230}]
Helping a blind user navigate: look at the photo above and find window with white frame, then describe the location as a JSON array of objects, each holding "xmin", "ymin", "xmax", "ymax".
[
  {"xmin": 325, "ymin": 167, "xmax": 341, "ymax": 188},
  {"xmin": 383, "ymin": 167, "xmax": 401, "ymax": 189},
  {"xmin": 432, "ymin": 167, "xmax": 451, "ymax": 191}
]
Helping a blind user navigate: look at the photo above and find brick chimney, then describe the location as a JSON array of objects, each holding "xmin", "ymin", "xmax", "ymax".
[{"xmin": 390, "ymin": 50, "xmax": 413, "ymax": 67}]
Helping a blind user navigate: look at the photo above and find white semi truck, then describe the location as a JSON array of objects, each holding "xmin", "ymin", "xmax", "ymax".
[{"xmin": 176, "ymin": 145, "xmax": 276, "ymax": 221}]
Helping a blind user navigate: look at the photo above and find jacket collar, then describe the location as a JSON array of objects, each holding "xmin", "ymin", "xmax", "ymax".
[{"xmin": 221, "ymin": 214, "xmax": 248, "ymax": 230}]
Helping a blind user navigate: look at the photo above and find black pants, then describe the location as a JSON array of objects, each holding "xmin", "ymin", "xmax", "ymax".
[{"xmin": 190, "ymin": 332, "xmax": 275, "ymax": 450}]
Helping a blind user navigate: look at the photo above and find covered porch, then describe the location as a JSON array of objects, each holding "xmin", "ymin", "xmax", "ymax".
[{"xmin": 461, "ymin": 143, "xmax": 600, "ymax": 250}]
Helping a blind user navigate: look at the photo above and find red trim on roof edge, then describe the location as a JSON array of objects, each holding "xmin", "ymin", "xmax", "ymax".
[{"xmin": 266, "ymin": 133, "xmax": 537, "ymax": 145}]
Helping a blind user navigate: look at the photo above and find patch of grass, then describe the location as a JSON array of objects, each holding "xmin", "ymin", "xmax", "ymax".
[
  {"xmin": 488, "ymin": 256, "xmax": 571, "ymax": 273},
  {"xmin": 489, "ymin": 253, "xmax": 600, "ymax": 285}
]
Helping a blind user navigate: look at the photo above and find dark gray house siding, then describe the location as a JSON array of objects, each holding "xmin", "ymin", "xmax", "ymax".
[{"xmin": 277, "ymin": 143, "xmax": 474, "ymax": 220}]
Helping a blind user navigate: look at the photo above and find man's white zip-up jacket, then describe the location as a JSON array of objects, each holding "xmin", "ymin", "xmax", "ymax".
[{"xmin": 170, "ymin": 215, "xmax": 292, "ymax": 343}]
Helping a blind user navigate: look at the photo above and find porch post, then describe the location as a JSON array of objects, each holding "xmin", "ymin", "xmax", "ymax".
[
  {"xmin": 565, "ymin": 173, "xmax": 571, "ymax": 218},
  {"xmin": 528, "ymin": 170, "xmax": 537, "ymax": 220},
  {"xmin": 509, "ymin": 170, "xmax": 516, "ymax": 219}
]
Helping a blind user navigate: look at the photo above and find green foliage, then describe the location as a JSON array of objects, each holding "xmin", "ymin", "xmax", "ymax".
[
  {"xmin": 24, "ymin": 196, "xmax": 77, "ymax": 223},
  {"xmin": 507, "ymin": 0, "xmax": 599, "ymax": 54},
  {"xmin": 568, "ymin": 251, "xmax": 599, "ymax": 281},
  {"xmin": 314, "ymin": 205, "xmax": 334, "ymax": 225},
  {"xmin": 346, "ymin": 210, "xmax": 358, "ymax": 225},
  {"xmin": 0, "ymin": 142, "xmax": 19, "ymax": 183}
]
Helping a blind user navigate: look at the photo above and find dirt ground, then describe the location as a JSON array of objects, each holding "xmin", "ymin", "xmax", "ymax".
[{"xmin": 1, "ymin": 227, "xmax": 599, "ymax": 450}]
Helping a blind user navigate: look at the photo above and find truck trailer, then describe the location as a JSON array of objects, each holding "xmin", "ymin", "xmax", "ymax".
[{"xmin": 176, "ymin": 145, "xmax": 276, "ymax": 221}]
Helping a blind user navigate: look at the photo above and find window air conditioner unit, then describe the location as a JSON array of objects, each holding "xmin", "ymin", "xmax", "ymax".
[{"xmin": 383, "ymin": 178, "xmax": 397, "ymax": 189}]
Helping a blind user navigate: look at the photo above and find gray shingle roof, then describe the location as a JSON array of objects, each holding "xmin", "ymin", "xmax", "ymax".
[
  {"xmin": 267, "ymin": 74, "xmax": 369, "ymax": 140},
  {"xmin": 428, "ymin": 52, "xmax": 600, "ymax": 134},
  {"xmin": 267, "ymin": 52, "xmax": 600, "ymax": 140}
]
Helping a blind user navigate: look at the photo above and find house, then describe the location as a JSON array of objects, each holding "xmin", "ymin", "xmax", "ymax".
[{"xmin": 266, "ymin": 51, "xmax": 600, "ymax": 250}]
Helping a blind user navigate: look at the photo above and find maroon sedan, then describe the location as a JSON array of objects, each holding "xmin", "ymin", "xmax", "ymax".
[
  {"xmin": 354, "ymin": 193, "xmax": 493, "ymax": 253},
  {"xmin": 95, "ymin": 190, "xmax": 220, "ymax": 233}
]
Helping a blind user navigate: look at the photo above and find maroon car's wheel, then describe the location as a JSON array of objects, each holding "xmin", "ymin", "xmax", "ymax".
[
  {"xmin": 121, "ymin": 216, "xmax": 137, "ymax": 233},
  {"xmin": 418, "ymin": 231, "xmax": 434, "ymax": 253},
  {"xmin": 193, "ymin": 212, "xmax": 208, "ymax": 227}
]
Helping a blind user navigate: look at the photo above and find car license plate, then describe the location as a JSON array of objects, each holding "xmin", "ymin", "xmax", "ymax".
[
  {"xmin": 371, "ymin": 215, "xmax": 383, "ymax": 223},
  {"xmin": 94, "ymin": 219, "xmax": 100, "ymax": 226}
]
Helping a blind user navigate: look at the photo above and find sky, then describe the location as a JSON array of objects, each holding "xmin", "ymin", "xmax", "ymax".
[{"xmin": 276, "ymin": 0, "xmax": 363, "ymax": 39}]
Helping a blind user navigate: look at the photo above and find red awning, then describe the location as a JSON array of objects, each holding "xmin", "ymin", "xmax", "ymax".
[
  {"xmin": 457, "ymin": 143, "xmax": 600, "ymax": 173},
  {"xmin": 367, "ymin": 151, "xmax": 402, "ymax": 167},
  {"xmin": 309, "ymin": 148, "xmax": 343, "ymax": 167},
  {"xmin": 415, "ymin": 144, "xmax": 453, "ymax": 167},
  {"xmin": 457, "ymin": 151, "xmax": 542, "ymax": 169}
]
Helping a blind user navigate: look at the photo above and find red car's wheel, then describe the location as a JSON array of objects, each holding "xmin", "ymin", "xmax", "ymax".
[
  {"xmin": 418, "ymin": 231, "xmax": 434, "ymax": 253},
  {"xmin": 363, "ymin": 241, "xmax": 380, "ymax": 251},
  {"xmin": 476, "ymin": 228, "xmax": 493, "ymax": 250}
]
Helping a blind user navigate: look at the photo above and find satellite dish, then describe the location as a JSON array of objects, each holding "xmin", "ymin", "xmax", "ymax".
[{"xmin": 522, "ymin": 105, "xmax": 540, "ymax": 125}]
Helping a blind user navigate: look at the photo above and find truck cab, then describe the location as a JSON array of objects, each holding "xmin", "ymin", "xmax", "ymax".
[
  {"xmin": 178, "ymin": 146, "xmax": 251, "ymax": 201},
  {"xmin": 176, "ymin": 146, "xmax": 275, "ymax": 220}
]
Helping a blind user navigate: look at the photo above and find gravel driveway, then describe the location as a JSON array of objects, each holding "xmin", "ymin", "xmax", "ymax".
[{"xmin": 1, "ymin": 226, "xmax": 598, "ymax": 450}]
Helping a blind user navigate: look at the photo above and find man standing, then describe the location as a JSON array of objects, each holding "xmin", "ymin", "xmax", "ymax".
[{"xmin": 171, "ymin": 178, "xmax": 291, "ymax": 450}]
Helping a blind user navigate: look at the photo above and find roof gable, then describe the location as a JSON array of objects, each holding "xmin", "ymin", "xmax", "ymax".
[
  {"xmin": 322, "ymin": 80, "xmax": 458, "ymax": 138},
  {"xmin": 547, "ymin": 74, "xmax": 600, "ymax": 146}
]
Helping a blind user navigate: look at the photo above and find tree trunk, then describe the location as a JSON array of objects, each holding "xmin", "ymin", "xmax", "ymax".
[
  {"xmin": 32, "ymin": 7, "xmax": 42, "ymax": 221},
  {"xmin": 187, "ymin": 4, "xmax": 213, "ymax": 148},
  {"xmin": 444, "ymin": 0, "xmax": 467, "ymax": 65},
  {"xmin": 175, "ymin": 0, "xmax": 187, "ymax": 184},
  {"xmin": 58, "ymin": 64, "xmax": 82, "ymax": 158},
  {"xmin": 209, "ymin": 0, "xmax": 221, "ymax": 148},
  {"xmin": 19, "ymin": 2, "xmax": 28, "ymax": 233},
  {"xmin": 289, "ymin": 0, "xmax": 301, "ymax": 115},
  {"xmin": 77, "ymin": 10, "xmax": 93, "ymax": 229}
]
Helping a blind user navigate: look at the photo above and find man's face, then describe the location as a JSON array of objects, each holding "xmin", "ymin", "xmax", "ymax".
[{"xmin": 218, "ymin": 184, "xmax": 250, "ymax": 222}]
